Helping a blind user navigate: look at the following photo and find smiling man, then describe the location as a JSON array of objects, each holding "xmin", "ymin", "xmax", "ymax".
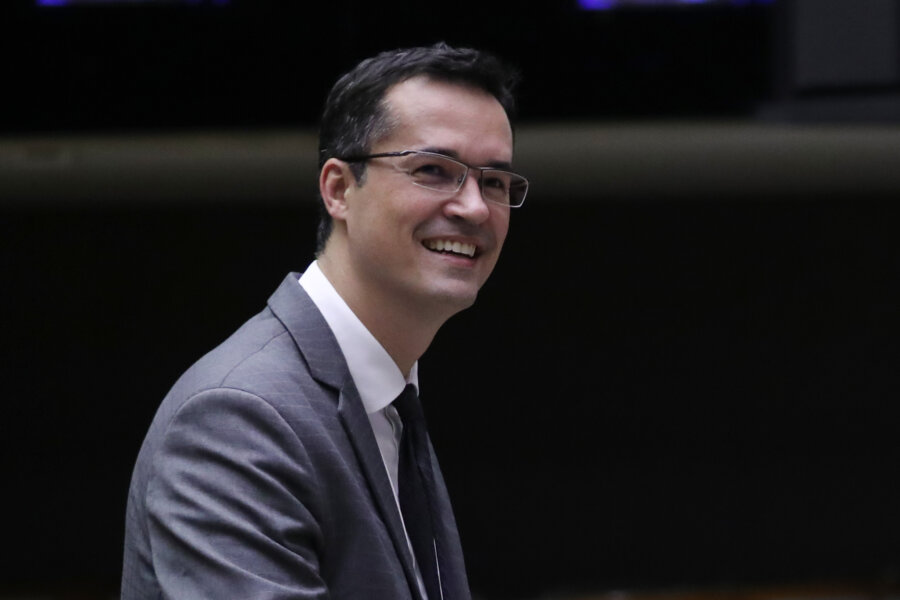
[
  {"xmin": 121, "ymin": 43, "xmax": 526, "ymax": 600},
  {"xmin": 318, "ymin": 74, "xmax": 517, "ymax": 377}
]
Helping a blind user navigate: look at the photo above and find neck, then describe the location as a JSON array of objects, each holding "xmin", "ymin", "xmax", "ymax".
[{"xmin": 317, "ymin": 253, "xmax": 448, "ymax": 378}]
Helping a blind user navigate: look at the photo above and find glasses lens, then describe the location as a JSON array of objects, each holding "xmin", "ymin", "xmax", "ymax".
[
  {"xmin": 396, "ymin": 152, "xmax": 528, "ymax": 207},
  {"xmin": 400, "ymin": 153, "xmax": 466, "ymax": 192},
  {"xmin": 481, "ymin": 169, "xmax": 528, "ymax": 207}
]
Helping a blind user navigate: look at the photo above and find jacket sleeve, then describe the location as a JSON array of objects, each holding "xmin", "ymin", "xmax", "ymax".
[{"xmin": 145, "ymin": 387, "xmax": 329, "ymax": 599}]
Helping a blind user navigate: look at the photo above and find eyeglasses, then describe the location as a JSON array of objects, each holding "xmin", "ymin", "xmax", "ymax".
[{"xmin": 338, "ymin": 150, "xmax": 528, "ymax": 208}]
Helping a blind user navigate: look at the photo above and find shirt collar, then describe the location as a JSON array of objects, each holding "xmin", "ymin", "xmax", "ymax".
[{"xmin": 298, "ymin": 261, "xmax": 418, "ymax": 415}]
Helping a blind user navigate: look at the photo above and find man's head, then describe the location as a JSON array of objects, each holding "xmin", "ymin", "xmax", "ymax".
[
  {"xmin": 315, "ymin": 42, "xmax": 520, "ymax": 251},
  {"xmin": 316, "ymin": 43, "xmax": 523, "ymax": 345}
]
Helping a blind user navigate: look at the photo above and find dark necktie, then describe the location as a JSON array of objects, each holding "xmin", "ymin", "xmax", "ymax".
[{"xmin": 394, "ymin": 384, "xmax": 442, "ymax": 600}]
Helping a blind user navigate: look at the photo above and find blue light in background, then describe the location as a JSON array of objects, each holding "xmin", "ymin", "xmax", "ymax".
[
  {"xmin": 578, "ymin": 0, "xmax": 774, "ymax": 9},
  {"xmin": 579, "ymin": 0, "xmax": 618, "ymax": 9}
]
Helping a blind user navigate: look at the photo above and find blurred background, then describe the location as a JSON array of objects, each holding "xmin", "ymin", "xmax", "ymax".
[{"xmin": 2, "ymin": 0, "xmax": 900, "ymax": 598}]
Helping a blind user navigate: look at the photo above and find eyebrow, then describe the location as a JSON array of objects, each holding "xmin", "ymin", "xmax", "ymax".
[{"xmin": 419, "ymin": 146, "xmax": 514, "ymax": 171}]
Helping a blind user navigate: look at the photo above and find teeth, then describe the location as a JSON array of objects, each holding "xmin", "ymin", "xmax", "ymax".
[{"xmin": 425, "ymin": 239, "xmax": 476, "ymax": 257}]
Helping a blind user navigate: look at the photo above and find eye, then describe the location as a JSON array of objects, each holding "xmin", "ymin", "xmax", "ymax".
[
  {"xmin": 482, "ymin": 173, "xmax": 510, "ymax": 192},
  {"xmin": 412, "ymin": 163, "xmax": 452, "ymax": 179},
  {"xmin": 406, "ymin": 157, "xmax": 464, "ymax": 190}
]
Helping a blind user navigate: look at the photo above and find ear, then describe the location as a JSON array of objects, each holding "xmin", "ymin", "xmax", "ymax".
[{"xmin": 319, "ymin": 158, "xmax": 355, "ymax": 222}]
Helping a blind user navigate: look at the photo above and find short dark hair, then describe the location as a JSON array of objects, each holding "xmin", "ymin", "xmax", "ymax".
[{"xmin": 314, "ymin": 42, "xmax": 520, "ymax": 253}]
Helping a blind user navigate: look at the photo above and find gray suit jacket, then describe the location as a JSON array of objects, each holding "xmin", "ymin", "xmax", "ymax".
[{"xmin": 121, "ymin": 273, "xmax": 470, "ymax": 599}]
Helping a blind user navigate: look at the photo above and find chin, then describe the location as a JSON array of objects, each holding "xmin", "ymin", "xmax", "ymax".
[{"xmin": 426, "ymin": 285, "xmax": 480, "ymax": 316}]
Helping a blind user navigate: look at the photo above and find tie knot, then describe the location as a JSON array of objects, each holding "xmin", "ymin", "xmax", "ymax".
[{"xmin": 393, "ymin": 384, "xmax": 425, "ymax": 430}]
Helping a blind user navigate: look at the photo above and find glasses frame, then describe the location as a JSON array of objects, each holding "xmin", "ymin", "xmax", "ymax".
[{"xmin": 337, "ymin": 150, "xmax": 528, "ymax": 208}]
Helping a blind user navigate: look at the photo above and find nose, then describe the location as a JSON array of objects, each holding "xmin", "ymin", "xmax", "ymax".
[{"xmin": 444, "ymin": 171, "xmax": 491, "ymax": 224}]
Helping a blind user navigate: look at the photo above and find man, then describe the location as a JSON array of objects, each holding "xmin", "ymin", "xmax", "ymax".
[{"xmin": 121, "ymin": 43, "xmax": 527, "ymax": 599}]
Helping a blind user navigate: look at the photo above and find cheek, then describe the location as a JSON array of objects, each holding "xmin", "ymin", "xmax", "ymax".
[
  {"xmin": 347, "ymin": 193, "xmax": 394, "ymax": 241},
  {"xmin": 351, "ymin": 199, "xmax": 421, "ymax": 259}
]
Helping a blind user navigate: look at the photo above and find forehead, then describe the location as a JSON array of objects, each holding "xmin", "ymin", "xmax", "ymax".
[{"xmin": 377, "ymin": 76, "xmax": 514, "ymax": 162}]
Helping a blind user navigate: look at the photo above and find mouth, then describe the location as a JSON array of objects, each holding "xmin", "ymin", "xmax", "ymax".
[{"xmin": 423, "ymin": 239, "xmax": 477, "ymax": 258}]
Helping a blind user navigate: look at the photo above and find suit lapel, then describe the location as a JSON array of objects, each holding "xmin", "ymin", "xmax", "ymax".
[
  {"xmin": 267, "ymin": 273, "xmax": 424, "ymax": 599},
  {"xmin": 336, "ymin": 384, "xmax": 424, "ymax": 599}
]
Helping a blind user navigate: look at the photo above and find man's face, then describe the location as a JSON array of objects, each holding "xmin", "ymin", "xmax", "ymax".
[{"xmin": 338, "ymin": 76, "xmax": 513, "ymax": 320}]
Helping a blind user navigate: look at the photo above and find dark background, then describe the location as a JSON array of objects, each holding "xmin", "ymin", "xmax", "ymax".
[
  {"xmin": 2, "ymin": 0, "xmax": 900, "ymax": 598},
  {"xmin": 1, "ymin": 0, "xmax": 777, "ymax": 132}
]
